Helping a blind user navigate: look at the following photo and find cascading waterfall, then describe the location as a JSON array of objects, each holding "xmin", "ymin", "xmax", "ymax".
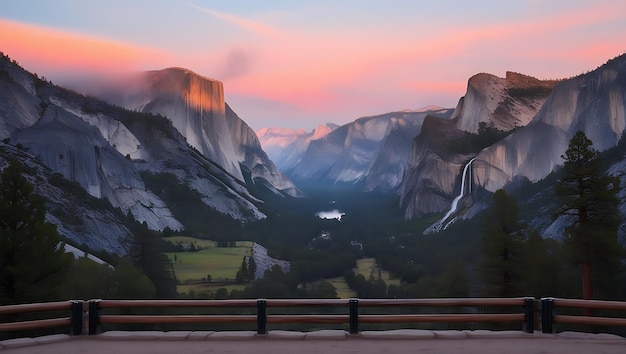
[{"xmin": 423, "ymin": 158, "xmax": 476, "ymax": 234}]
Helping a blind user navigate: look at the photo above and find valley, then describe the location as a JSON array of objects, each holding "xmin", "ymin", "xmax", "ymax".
[{"xmin": 1, "ymin": 50, "xmax": 626, "ymax": 306}]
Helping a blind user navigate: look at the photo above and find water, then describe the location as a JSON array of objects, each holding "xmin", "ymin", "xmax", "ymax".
[
  {"xmin": 424, "ymin": 158, "xmax": 476, "ymax": 234},
  {"xmin": 316, "ymin": 209, "xmax": 345, "ymax": 221}
]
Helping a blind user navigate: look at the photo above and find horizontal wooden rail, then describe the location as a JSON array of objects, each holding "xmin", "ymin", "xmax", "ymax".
[
  {"xmin": 0, "ymin": 318, "xmax": 71, "ymax": 332},
  {"xmin": 358, "ymin": 313, "xmax": 524, "ymax": 324},
  {"xmin": 265, "ymin": 299, "xmax": 349, "ymax": 307},
  {"xmin": 97, "ymin": 299, "xmax": 258, "ymax": 308},
  {"xmin": 358, "ymin": 298, "xmax": 529, "ymax": 307},
  {"xmin": 99, "ymin": 315, "xmax": 257, "ymax": 324},
  {"xmin": 552, "ymin": 298, "xmax": 626, "ymax": 311},
  {"xmin": 0, "ymin": 301, "xmax": 72, "ymax": 315},
  {"xmin": 554, "ymin": 315, "xmax": 626, "ymax": 327},
  {"xmin": 267, "ymin": 314, "xmax": 349, "ymax": 324}
]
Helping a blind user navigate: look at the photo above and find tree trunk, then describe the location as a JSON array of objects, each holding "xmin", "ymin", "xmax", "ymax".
[{"xmin": 582, "ymin": 262, "xmax": 593, "ymax": 317}]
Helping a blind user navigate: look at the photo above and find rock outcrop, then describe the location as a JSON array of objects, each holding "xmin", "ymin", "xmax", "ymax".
[
  {"xmin": 474, "ymin": 55, "xmax": 626, "ymax": 192},
  {"xmin": 400, "ymin": 72, "xmax": 559, "ymax": 219},
  {"xmin": 101, "ymin": 68, "xmax": 301, "ymax": 197},
  {"xmin": 453, "ymin": 72, "xmax": 557, "ymax": 133}
]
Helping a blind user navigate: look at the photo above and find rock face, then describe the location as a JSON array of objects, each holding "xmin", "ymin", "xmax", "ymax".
[
  {"xmin": 400, "ymin": 73, "xmax": 558, "ymax": 219},
  {"xmin": 101, "ymin": 68, "xmax": 301, "ymax": 197},
  {"xmin": 0, "ymin": 144, "xmax": 131, "ymax": 255},
  {"xmin": 400, "ymin": 55, "xmax": 626, "ymax": 221},
  {"xmin": 453, "ymin": 72, "xmax": 557, "ymax": 133},
  {"xmin": 256, "ymin": 124, "xmax": 337, "ymax": 172},
  {"xmin": 251, "ymin": 243, "xmax": 290, "ymax": 280},
  {"xmin": 288, "ymin": 108, "xmax": 453, "ymax": 191},
  {"xmin": 399, "ymin": 117, "xmax": 477, "ymax": 219},
  {"xmin": 474, "ymin": 55, "xmax": 626, "ymax": 192},
  {"xmin": 0, "ymin": 53, "xmax": 275, "ymax": 252}
]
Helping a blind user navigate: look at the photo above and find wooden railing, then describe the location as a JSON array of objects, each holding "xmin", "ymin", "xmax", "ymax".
[
  {"xmin": 541, "ymin": 297, "xmax": 626, "ymax": 333},
  {"xmin": 0, "ymin": 300, "xmax": 82, "ymax": 334},
  {"xmin": 2, "ymin": 297, "xmax": 626, "ymax": 337},
  {"xmin": 88, "ymin": 297, "xmax": 535, "ymax": 335}
]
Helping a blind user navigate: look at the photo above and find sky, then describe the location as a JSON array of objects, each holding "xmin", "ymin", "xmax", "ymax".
[{"xmin": 1, "ymin": 1, "xmax": 625, "ymax": 131}]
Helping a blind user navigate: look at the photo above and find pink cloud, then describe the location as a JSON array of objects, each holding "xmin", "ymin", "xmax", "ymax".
[{"xmin": 0, "ymin": 19, "xmax": 169, "ymax": 79}]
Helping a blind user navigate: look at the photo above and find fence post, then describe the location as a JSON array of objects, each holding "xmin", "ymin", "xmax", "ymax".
[
  {"xmin": 349, "ymin": 298, "xmax": 359, "ymax": 334},
  {"xmin": 257, "ymin": 299, "xmax": 267, "ymax": 335},
  {"xmin": 70, "ymin": 300, "xmax": 83, "ymax": 335},
  {"xmin": 541, "ymin": 297, "xmax": 554, "ymax": 334},
  {"xmin": 88, "ymin": 300, "xmax": 100, "ymax": 335},
  {"xmin": 522, "ymin": 297, "xmax": 534, "ymax": 333}
]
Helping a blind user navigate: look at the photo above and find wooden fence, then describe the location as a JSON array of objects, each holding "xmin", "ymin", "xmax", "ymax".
[{"xmin": 1, "ymin": 297, "xmax": 625, "ymax": 337}]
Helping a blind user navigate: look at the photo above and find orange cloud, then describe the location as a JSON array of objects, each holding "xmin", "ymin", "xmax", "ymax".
[{"xmin": 0, "ymin": 19, "xmax": 169, "ymax": 78}]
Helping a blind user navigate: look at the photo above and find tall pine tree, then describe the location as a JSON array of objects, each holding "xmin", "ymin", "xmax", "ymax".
[
  {"xmin": 555, "ymin": 131, "xmax": 623, "ymax": 300},
  {"xmin": 0, "ymin": 160, "xmax": 71, "ymax": 304},
  {"xmin": 480, "ymin": 189, "xmax": 524, "ymax": 297}
]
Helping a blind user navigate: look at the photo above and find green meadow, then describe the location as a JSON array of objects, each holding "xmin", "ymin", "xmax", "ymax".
[{"xmin": 164, "ymin": 237, "xmax": 253, "ymax": 285}]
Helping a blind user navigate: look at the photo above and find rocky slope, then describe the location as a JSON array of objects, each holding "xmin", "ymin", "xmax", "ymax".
[
  {"xmin": 0, "ymin": 53, "xmax": 273, "ymax": 252},
  {"xmin": 0, "ymin": 143, "xmax": 131, "ymax": 255},
  {"xmin": 99, "ymin": 68, "xmax": 301, "ymax": 197}
]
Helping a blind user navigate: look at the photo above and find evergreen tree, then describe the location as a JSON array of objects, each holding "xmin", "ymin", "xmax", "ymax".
[
  {"xmin": 480, "ymin": 189, "xmax": 524, "ymax": 297},
  {"xmin": 0, "ymin": 160, "xmax": 71, "ymax": 304},
  {"xmin": 555, "ymin": 131, "xmax": 623, "ymax": 300}
]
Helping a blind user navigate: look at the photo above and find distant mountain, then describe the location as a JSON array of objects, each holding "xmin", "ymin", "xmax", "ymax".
[
  {"xmin": 256, "ymin": 124, "xmax": 337, "ymax": 172},
  {"xmin": 98, "ymin": 68, "xmax": 301, "ymax": 197},
  {"xmin": 286, "ymin": 107, "xmax": 453, "ymax": 191}
]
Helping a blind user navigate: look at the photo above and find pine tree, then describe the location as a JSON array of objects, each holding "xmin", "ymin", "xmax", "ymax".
[
  {"xmin": 555, "ymin": 131, "xmax": 623, "ymax": 300},
  {"xmin": 480, "ymin": 189, "xmax": 524, "ymax": 297},
  {"xmin": 0, "ymin": 160, "xmax": 71, "ymax": 304}
]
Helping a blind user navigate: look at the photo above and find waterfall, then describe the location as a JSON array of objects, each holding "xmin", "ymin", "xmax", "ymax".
[{"xmin": 424, "ymin": 158, "xmax": 476, "ymax": 234}]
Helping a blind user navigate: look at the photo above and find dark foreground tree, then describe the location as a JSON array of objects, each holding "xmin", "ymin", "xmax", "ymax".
[
  {"xmin": 555, "ymin": 131, "xmax": 623, "ymax": 300},
  {"xmin": 480, "ymin": 189, "xmax": 524, "ymax": 297},
  {"xmin": 0, "ymin": 160, "xmax": 71, "ymax": 304}
]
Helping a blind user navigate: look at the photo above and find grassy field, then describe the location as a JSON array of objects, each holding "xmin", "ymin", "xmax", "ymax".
[
  {"xmin": 164, "ymin": 237, "xmax": 253, "ymax": 284},
  {"xmin": 177, "ymin": 283, "xmax": 248, "ymax": 296},
  {"xmin": 317, "ymin": 258, "xmax": 401, "ymax": 298},
  {"xmin": 354, "ymin": 258, "xmax": 402, "ymax": 286}
]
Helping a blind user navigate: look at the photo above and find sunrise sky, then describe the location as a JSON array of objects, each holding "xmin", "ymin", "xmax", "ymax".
[{"xmin": 1, "ymin": 0, "xmax": 625, "ymax": 130}]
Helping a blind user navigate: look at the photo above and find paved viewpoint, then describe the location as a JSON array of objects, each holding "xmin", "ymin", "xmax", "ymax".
[{"xmin": 1, "ymin": 330, "xmax": 625, "ymax": 354}]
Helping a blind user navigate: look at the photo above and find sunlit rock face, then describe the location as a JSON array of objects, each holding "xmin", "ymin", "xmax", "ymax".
[
  {"xmin": 453, "ymin": 72, "xmax": 557, "ymax": 133},
  {"xmin": 103, "ymin": 68, "xmax": 301, "ymax": 197},
  {"xmin": 475, "ymin": 55, "xmax": 626, "ymax": 192},
  {"xmin": 289, "ymin": 107, "xmax": 453, "ymax": 191}
]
